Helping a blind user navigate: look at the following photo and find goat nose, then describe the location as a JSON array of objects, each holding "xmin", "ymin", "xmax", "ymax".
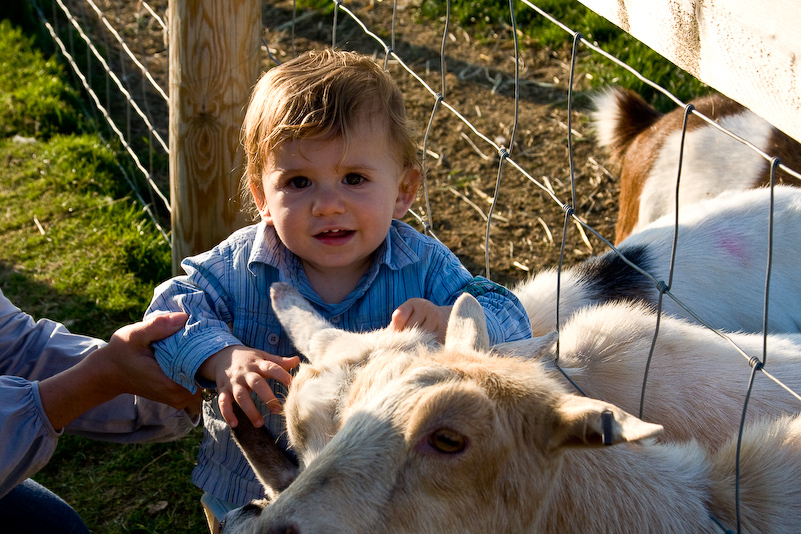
[{"xmin": 266, "ymin": 523, "xmax": 301, "ymax": 534}]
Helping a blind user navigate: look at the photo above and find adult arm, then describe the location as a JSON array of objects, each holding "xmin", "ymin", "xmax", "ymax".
[
  {"xmin": 0, "ymin": 290, "xmax": 102, "ymax": 379},
  {"xmin": 0, "ymin": 312, "xmax": 200, "ymax": 497},
  {"xmin": 0, "ymin": 376, "xmax": 60, "ymax": 498},
  {"xmin": 38, "ymin": 312, "xmax": 199, "ymax": 431},
  {"xmin": 0, "ymin": 289, "xmax": 199, "ymax": 442}
]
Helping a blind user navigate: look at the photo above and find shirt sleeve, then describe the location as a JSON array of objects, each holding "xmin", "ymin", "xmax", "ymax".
[
  {"xmin": 0, "ymin": 289, "xmax": 198, "ymax": 496},
  {"xmin": 0, "ymin": 290, "xmax": 103, "ymax": 380},
  {"xmin": 146, "ymin": 248, "xmax": 245, "ymax": 393},
  {"xmin": 396, "ymin": 227, "xmax": 531, "ymax": 345},
  {"xmin": 65, "ymin": 395, "xmax": 198, "ymax": 443},
  {"xmin": 463, "ymin": 276, "xmax": 532, "ymax": 344},
  {"xmin": 407, "ymin": 233, "xmax": 532, "ymax": 345},
  {"xmin": 0, "ymin": 377, "xmax": 60, "ymax": 498}
]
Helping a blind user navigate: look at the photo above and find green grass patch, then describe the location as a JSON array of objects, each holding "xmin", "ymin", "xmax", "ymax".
[
  {"xmin": 0, "ymin": 17, "xmax": 204, "ymax": 533},
  {"xmin": 0, "ymin": 135, "xmax": 170, "ymax": 338},
  {"xmin": 37, "ymin": 430, "xmax": 206, "ymax": 534},
  {"xmin": 0, "ymin": 19, "xmax": 81, "ymax": 138}
]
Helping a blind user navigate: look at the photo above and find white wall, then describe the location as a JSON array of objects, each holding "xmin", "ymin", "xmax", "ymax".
[{"xmin": 578, "ymin": 0, "xmax": 801, "ymax": 144}]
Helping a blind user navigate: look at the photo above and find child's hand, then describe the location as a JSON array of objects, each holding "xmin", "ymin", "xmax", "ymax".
[
  {"xmin": 199, "ymin": 346, "xmax": 300, "ymax": 428},
  {"xmin": 390, "ymin": 298, "xmax": 452, "ymax": 343}
]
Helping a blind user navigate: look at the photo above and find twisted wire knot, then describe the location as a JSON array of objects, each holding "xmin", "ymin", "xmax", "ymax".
[{"xmin": 748, "ymin": 357, "xmax": 764, "ymax": 371}]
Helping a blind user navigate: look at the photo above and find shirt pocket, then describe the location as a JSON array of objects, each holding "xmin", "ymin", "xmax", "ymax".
[{"xmin": 232, "ymin": 306, "xmax": 295, "ymax": 357}]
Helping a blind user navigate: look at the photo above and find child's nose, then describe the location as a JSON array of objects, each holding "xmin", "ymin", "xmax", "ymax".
[{"xmin": 311, "ymin": 185, "xmax": 346, "ymax": 216}]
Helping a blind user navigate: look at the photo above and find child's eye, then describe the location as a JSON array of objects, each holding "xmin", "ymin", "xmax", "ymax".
[
  {"xmin": 343, "ymin": 173, "xmax": 366, "ymax": 186},
  {"xmin": 288, "ymin": 176, "xmax": 311, "ymax": 189}
]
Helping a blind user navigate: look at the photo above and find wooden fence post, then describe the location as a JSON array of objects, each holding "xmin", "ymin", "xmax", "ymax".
[{"xmin": 168, "ymin": 0, "xmax": 261, "ymax": 274}]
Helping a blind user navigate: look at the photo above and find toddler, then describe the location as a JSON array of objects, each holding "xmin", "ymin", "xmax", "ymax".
[{"xmin": 145, "ymin": 49, "xmax": 531, "ymax": 529}]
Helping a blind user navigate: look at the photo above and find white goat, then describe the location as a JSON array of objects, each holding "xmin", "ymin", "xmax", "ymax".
[
  {"xmin": 513, "ymin": 185, "xmax": 801, "ymax": 337},
  {"xmin": 222, "ymin": 286, "xmax": 801, "ymax": 534},
  {"xmin": 497, "ymin": 300, "xmax": 801, "ymax": 449},
  {"xmin": 591, "ymin": 87, "xmax": 801, "ymax": 244}
]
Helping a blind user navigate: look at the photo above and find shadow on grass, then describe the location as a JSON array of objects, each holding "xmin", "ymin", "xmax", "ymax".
[{"xmin": 0, "ymin": 261, "xmax": 149, "ymax": 340}]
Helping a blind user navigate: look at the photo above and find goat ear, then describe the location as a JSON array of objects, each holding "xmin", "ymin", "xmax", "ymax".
[
  {"xmin": 445, "ymin": 293, "xmax": 490, "ymax": 352},
  {"xmin": 548, "ymin": 395, "xmax": 663, "ymax": 450},
  {"xmin": 270, "ymin": 282, "xmax": 342, "ymax": 360},
  {"xmin": 493, "ymin": 331, "xmax": 558, "ymax": 359},
  {"xmin": 230, "ymin": 404, "xmax": 299, "ymax": 501}
]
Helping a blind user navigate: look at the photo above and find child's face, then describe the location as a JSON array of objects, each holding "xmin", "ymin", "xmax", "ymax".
[{"xmin": 252, "ymin": 114, "xmax": 418, "ymax": 280}]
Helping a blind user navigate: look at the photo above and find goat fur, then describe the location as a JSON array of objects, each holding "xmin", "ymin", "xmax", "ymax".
[
  {"xmin": 497, "ymin": 300, "xmax": 801, "ymax": 449},
  {"xmin": 512, "ymin": 185, "xmax": 801, "ymax": 337},
  {"xmin": 221, "ymin": 285, "xmax": 801, "ymax": 534}
]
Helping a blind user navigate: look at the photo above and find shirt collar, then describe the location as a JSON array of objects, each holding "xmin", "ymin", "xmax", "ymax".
[{"xmin": 247, "ymin": 220, "xmax": 420, "ymax": 311}]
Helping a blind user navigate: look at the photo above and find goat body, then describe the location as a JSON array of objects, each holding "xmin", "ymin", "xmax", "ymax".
[
  {"xmin": 513, "ymin": 185, "xmax": 801, "ymax": 337},
  {"xmin": 221, "ymin": 285, "xmax": 801, "ymax": 534},
  {"xmin": 591, "ymin": 87, "xmax": 801, "ymax": 243},
  {"xmin": 497, "ymin": 300, "xmax": 801, "ymax": 449}
]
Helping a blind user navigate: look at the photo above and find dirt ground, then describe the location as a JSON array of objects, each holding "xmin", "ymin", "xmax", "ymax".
[{"xmin": 64, "ymin": 0, "xmax": 619, "ymax": 288}]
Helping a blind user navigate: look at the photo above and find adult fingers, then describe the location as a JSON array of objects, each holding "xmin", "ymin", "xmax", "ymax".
[{"xmin": 125, "ymin": 312, "xmax": 189, "ymax": 346}]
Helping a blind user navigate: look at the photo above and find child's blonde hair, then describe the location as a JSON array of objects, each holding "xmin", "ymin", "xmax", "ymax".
[{"xmin": 242, "ymin": 49, "xmax": 420, "ymax": 218}]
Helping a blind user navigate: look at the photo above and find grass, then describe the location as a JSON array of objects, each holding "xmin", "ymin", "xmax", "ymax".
[
  {"xmin": 417, "ymin": 0, "xmax": 709, "ymax": 111},
  {"xmin": 1, "ymin": 1, "xmax": 708, "ymax": 532},
  {"xmin": 0, "ymin": 17, "xmax": 207, "ymax": 534}
]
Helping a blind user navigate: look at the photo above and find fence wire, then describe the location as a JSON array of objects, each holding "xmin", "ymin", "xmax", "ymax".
[
  {"xmin": 33, "ymin": 1, "xmax": 801, "ymax": 531},
  {"xmin": 33, "ymin": 0, "xmax": 171, "ymax": 239}
]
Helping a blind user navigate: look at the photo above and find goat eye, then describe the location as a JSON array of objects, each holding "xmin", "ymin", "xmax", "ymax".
[{"xmin": 428, "ymin": 428, "xmax": 467, "ymax": 454}]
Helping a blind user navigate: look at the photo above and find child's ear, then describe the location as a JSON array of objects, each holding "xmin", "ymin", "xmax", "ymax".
[
  {"xmin": 249, "ymin": 181, "xmax": 273, "ymax": 224},
  {"xmin": 393, "ymin": 167, "xmax": 421, "ymax": 218}
]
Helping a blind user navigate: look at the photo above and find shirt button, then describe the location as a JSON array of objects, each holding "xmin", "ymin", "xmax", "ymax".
[
  {"xmin": 330, "ymin": 315, "xmax": 341, "ymax": 324},
  {"xmin": 267, "ymin": 332, "xmax": 280, "ymax": 345}
]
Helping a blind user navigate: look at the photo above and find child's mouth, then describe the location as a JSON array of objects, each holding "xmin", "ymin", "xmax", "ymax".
[{"xmin": 314, "ymin": 228, "xmax": 354, "ymax": 244}]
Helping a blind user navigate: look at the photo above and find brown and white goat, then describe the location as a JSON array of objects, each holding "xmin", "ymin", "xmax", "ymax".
[
  {"xmin": 513, "ymin": 185, "xmax": 801, "ymax": 337},
  {"xmin": 222, "ymin": 285, "xmax": 801, "ymax": 534},
  {"xmin": 592, "ymin": 87, "xmax": 801, "ymax": 243}
]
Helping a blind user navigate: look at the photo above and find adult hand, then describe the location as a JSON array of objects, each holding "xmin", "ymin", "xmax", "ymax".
[
  {"xmin": 39, "ymin": 312, "xmax": 202, "ymax": 430},
  {"xmin": 99, "ymin": 312, "xmax": 201, "ymax": 410}
]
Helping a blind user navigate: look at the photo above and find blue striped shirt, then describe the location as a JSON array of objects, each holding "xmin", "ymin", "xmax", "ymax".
[{"xmin": 146, "ymin": 219, "xmax": 530, "ymax": 505}]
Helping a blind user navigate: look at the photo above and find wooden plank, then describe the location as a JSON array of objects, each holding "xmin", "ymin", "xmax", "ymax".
[
  {"xmin": 578, "ymin": 0, "xmax": 801, "ymax": 144},
  {"xmin": 168, "ymin": 0, "xmax": 260, "ymax": 273}
]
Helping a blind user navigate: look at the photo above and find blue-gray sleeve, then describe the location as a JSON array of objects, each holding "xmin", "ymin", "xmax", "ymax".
[
  {"xmin": 0, "ymin": 376, "xmax": 59, "ymax": 498},
  {"xmin": 463, "ymin": 276, "xmax": 532, "ymax": 344},
  {"xmin": 146, "ymin": 250, "xmax": 244, "ymax": 392},
  {"xmin": 0, "ymin": 289, "xmax": 198, "ymax": 497},
  {"xmin": 408, "ymin": 233, "xmax": 532, "ymax": 344}
]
